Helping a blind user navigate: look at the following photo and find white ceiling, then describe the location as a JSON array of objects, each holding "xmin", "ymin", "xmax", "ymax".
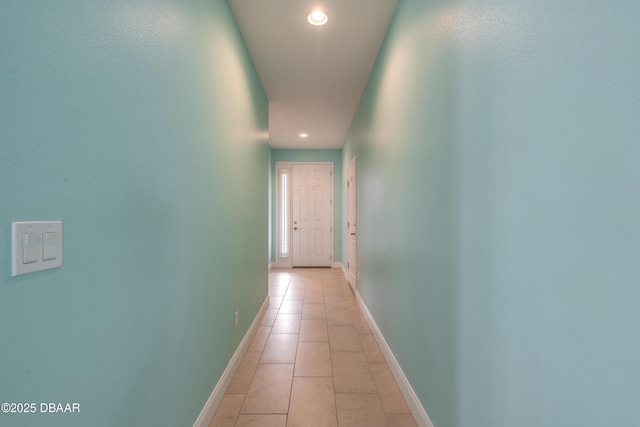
[{"xmin": 228, "ymin": 0, "xmax": 398, "ymax": 149}]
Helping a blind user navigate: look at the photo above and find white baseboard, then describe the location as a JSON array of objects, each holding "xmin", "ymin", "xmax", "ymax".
[
  {"xmin": 268, "ymin": 262, "xmax": 274, "ymax": 271},
  {"xmin": 355, "ymin": 292, "xmax": 434, "ymax": 427},
  {"xmin": 193, "ymin": 295, "xmax": 270, "ymax": 427}
]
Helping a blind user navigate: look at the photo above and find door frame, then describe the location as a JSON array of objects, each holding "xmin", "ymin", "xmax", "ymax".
[
  {"xmin": 347, "ymin": 156, "xmax": 357, "ymax": 290},
  {"xmin": 275, "ymin": 161, "xmax": 334, "ymax": 269}
]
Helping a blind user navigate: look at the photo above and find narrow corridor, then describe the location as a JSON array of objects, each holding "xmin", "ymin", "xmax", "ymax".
[{"xmin": 210, "ymin": 268, "xmax": 418, "ymax": 427}]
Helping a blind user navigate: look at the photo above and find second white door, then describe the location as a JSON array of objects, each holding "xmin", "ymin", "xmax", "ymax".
[{"xmin": 292, "ymin": 163, "xmax": 333, "ymax": 267}]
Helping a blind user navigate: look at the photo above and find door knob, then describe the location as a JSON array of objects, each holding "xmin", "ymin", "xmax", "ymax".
[{"xmin": 294, "ymin": 227, "xmax": 298, "ymax": 231}]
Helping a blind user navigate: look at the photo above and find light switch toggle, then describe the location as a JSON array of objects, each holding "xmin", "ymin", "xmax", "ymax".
[
  {"xmin": 43, "ymin": 232, "xmax": 59, "ymax": 261},
  {"xmin": 22, "ymin": 233, "xmax": 41, "ymax": 264}
]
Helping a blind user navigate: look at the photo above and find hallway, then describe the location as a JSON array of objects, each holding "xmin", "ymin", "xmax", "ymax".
[
  {"xmin": 3, "ymin": 1, "xmax": 639, "ymax": 425},
  {"xmin": 210, "ymin": 268, "xmax": 417, "ymax": 427}
]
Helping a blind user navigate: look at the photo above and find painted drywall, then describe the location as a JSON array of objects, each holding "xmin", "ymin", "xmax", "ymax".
[
  {"xmin": 270, "ymin": 150, "xmax": 343, "ymax": 265},
  {"xmin": 343, "ymin": 0, "xmax": 640, "ymax": 426},
  {"xmin": 0, "ymin": 1, "xmax": 268, "ymax": 426}
]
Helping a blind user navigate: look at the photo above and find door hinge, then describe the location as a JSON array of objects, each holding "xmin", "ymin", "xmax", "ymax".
[
  {"xmin": 330, "ymin": 198, "xmax": 332, "ymax": 205},
  {"xmin": 330, "ymin": 227, "xmax": 333, "ymax": 232},
  {"xmin": 347, "ymin": 262, "xmax": 350, "ymax": 268},
  {"xmin": 330, "ymin": 255, "xmax": 332, "ymax": 261},
  {"xmin": 347, "ymin": 181, "xmax": 349, "ymax": 188},
  {"xmin": 330, "ymin": 171, "xmax": 333, "ymax": 176}
]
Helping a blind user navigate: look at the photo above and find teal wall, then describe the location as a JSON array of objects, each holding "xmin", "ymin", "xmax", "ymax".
[
  {"xmin": 343, "ymin": 0, "xmax": 640, "ymax": 426},
  {"xmin": 0, "ymin": 1, "xmax": 268, "ymax": 426},
  {"xmin": 270, "ymin": 150, "xmax": 342, "ymax": 265}
]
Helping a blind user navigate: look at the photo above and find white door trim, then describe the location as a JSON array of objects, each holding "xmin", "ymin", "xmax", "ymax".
[
  {"xmin": 347, "ymin": 156, "xmax": 357, "ymax": 290},
  {"xmin": 276, "ymin": 162, "xmax": 334, "ymax": 268}
]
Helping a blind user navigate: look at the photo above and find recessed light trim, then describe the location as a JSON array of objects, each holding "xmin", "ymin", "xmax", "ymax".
[{"xmin": 306, "ymin": 10, "xmax": 328, "ymax": 26}]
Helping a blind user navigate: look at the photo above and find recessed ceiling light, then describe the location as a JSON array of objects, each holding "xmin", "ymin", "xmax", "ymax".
[
  {"xmin": 307, "ymin": 10, "xmax": 328, "ymax": 26},
  {"xmin": 299, "ymin": 133, "xmax": 309, "ymax": 138}
]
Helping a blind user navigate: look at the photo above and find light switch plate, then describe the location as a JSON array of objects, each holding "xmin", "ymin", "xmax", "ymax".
[{"xmin": 12, "ymin": 221, "xmax": 63, "ymax": 277}]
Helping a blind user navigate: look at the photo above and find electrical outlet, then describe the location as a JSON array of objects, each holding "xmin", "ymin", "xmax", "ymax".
[{"xmin": 235, "ymin": 311, "xmax": 239, "ymax": 329}]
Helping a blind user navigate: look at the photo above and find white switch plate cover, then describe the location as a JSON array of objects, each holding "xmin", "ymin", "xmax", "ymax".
[{"xmin": 12, "ymin": 221, "xmax": 63, "ymax": 277}]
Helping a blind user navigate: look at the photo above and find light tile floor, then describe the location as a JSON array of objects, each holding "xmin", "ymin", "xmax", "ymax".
[{"xmin": 210, "ymin": 268, "xmax": 418, "ymax": 427}]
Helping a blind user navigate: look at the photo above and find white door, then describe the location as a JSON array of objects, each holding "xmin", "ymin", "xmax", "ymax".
[
  {"xmin": 347, "ymin": 158, "xmax": 357, "ymax": 289},
  {"xmin": 292, "ymin": 163, "xmax": 333, "ymax": 267}
]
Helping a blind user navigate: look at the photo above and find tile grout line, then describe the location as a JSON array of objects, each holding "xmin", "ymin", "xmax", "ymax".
[
  {"xmin": 234, "ymin": 275, "xmax": 292, "ymax": 426},
  {"xmin": 324, "ymin": 282, "xmax": 340, "ymax": 427},
  {"xmin": 339, "ymin": 277, "xmax": 394, "ymax": 427},
  {"xmin": 278, "ymin": 276, "xmax": 296, "ymax": 425},
  {"xmin": 233, "ymin": 277, "xmax": 288, "ymax": 426}
]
